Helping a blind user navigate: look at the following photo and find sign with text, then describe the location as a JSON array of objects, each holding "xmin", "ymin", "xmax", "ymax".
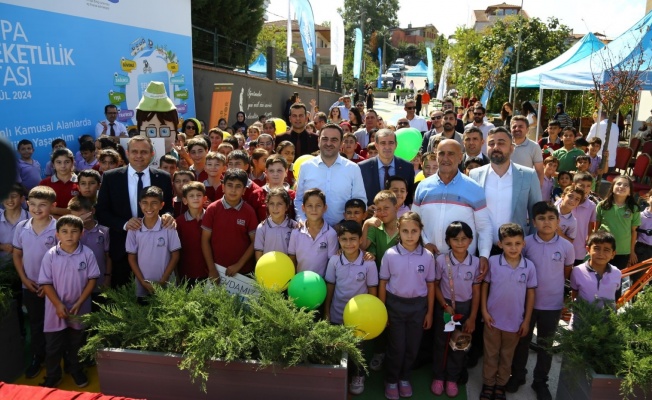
[{"xmin": 215, "ymin": 264, "xmax": 259, "ymax": 299}]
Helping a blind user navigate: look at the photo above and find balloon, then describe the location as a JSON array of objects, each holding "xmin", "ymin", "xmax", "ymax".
[
  {"xmin": 271, "ymin": 118, "xmax": 287, "ymax": 135},
  {"xmin": 343, "ymin": 294, "xmax": 388, "ymax": 340},
  {"xmin": 292, "ymin": 154, "xmax": 314, "ymax": 181},
  {"xmin": 255, "ymin": 251, "xmax": 295, "ymax": 291},
  {"xmin": 287, "ymin": 271, "xmax": 327, "ymax": 310},
  {"xmin": 415, "ymin": 171, "xmax": 425, "ymax": 183},
  {"xmin": 222, "ymin": 131, "xmax": 231, "ymax": 139},
  {"xmin": 394, "ymin": 127, "xmax": 422, "ymax": 161}
]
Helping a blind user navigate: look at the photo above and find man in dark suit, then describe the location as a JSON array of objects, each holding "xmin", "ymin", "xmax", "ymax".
[
  {"xmin": 275, "ymin": 103, "xmax": 318, "ymax": 157},
  {"xmin": 358, "ymin": 129, "xmax": 415, "ymax": 206},
  {"xmin": 96, "ymin": 136, "xmax": 175, "ymax": 288}
]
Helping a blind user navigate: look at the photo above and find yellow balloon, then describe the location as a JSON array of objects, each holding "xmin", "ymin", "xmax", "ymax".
[
  {"xmin": 343, "ymin": 294, "xmax": 388, "ymax": 340},
  {"xmin": 255, "ymin": 251, "xmax": 295, "ymax": 291},
  {"xmin": 223, "ymin": 131, "xmax": 231, "ymax": 139},
  {"xmin": 415, "ymin": 171, "xmax": 425, "ymax": 183},
  {"xmin": 292, "ymin": 154, "xmax": 315, "ymax": 181},
  {"xmin": 271, "ymin": 118, "xmax": 288, "ymax": 135}
]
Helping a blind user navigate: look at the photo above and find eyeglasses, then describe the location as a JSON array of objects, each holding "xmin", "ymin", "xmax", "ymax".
[
  {"xmin": 397, "ymin": 122, "xmax": 410, "ymax": 126},
  {"xmin": 258, "ymin": 141, "xmax": 273, "ymax": 146},
  {"xmin": 142, "ymin": 126, "xmax": 176, "ymax": 138},
  {"xmin": 186, "ymin": 126, "xmax": 196, "ymax": 130},
  {"xmin": 405, "ymin": 106, "xmax": 416, "ymax": 110},
  {"xmin": 431, "ymin": 116, "xmax": 443, "ymax": 120}
]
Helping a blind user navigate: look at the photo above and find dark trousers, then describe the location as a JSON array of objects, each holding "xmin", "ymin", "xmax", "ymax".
[
  {"xmin": 23, "ymin": 289, "xmax": 46, "ymax": 360},
  {"xmin": 45, "ymin": 328, "xmax": 84, "ymax": 378},
  {"xmin": 510, "ymin": 308, "xmax": 561, "ymax": 383},
  {"xmin": 433, "ymin": 299, "xmax": 472, "ymax": 382},
  {"xmin": 611, "ymin": 253, "xmax": 630, "ymax": 299},
  {"xmin": 110, "ymin": 255, "xmax": 133, "ymax": 289},
  {"xmin": 385, "ymin": 292, "xmax": 428, "ymax": 383}
]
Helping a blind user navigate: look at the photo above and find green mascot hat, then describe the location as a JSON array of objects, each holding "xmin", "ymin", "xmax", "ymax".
[{"xmin": 136, "ymin": 81, "xmax": 176, "ymax": 112}]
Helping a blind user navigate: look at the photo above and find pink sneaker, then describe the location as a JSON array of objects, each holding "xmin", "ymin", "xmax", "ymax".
[
  {"xmin": 398, "ymin": 380, "xmax": 413, "ymax": 397},
  {"xmin": 431, "ymin": 379, "xmax": 444, "ymax": 395},
  {"xmin": 446, "ymin": 381, "xmax": 459, "ymax": 397},
  {"xmin": 384, "ymin": 382, "xmax": 399, "ymax": 400}
]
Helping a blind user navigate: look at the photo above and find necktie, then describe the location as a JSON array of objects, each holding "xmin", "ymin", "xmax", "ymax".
[
  {"xmin": 136, "ymin": 172, "xmax": 144, "ymax": 218},
  {"xmin": 109, "ymin": 122, "xmax": 116, "ymax": 137},
  {"xmin": 382, "ymin": 165, "xmax": 391, "ymax": 189},
  {"xmin": 295, "ymin": 132, "xmax": 302, "ymax": 157}
]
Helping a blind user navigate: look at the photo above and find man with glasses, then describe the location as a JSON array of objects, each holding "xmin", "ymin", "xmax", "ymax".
[
  {"xmin": 427, "ymin": 110, "xmax": 463, "ymax": 152},
  {"xmin": 257, "ymin": 134, "xmax": 275, "ymax": 154},
  {"xmin": 294, "ymin": 124, "xmax": 367, "ymax": 226},
  {"xmin": 404, "ymin": 99, "xmax": 428, "ymax": 133},
  {"xmin": 313, "ymin": 112, "xmax": 328, "ymax": 133},
  {"xmin": 441, "ymin": 97, "xmax": 465, "ymax": 132},
  {"xmin": 355, "ymin": 101, "xmax": 366, "ymax": 120},
  {"xmin": 421, "ymin": 110, "xmax": 444, "ymax": 153},
  {"xmin": 96, "ymin": 104, "xmax": 127, "ymax": 139},
  {"xmin": 464, "ymin": 106, "xmax": 495, "ymax": 155}
]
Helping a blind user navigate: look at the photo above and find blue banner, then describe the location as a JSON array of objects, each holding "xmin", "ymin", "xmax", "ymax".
[
  {"xmin": 426, "ymin": 47, "xmax": 434, "ymax": 91},
  {"xmin": 481, "ymin": 47, "xmax": 513, "ymax": 105},
  {"xmin": 353, "ymin": 28, "xmax": 362, "ymax": 79},
  {"xmin": 377, "ymin": 47, "xmax": 383, "ymax": 89},
  {"xmin": 291, "ymin": 0, "xmax": 316, "ymax": 70}
]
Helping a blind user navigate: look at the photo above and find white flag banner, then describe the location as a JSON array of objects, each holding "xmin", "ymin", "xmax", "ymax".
[{"xmin": 331, "ymin": 14, "xmax": 345, "ymax": 75}]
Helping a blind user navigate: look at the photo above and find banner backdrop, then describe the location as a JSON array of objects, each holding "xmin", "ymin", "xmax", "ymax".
[
  {"xmin": 426, "ymin": 47, "xmax": 434, "ymax": 91},
  {"xmin": 290, "ymin": 0, "xmax": 316, "ymax": 70},
  {"xmin": 377, "ymin": 47, "xmax": 383, "ymax": 89},
  {"xmin": 330, "ymin": 15, "xmax": 344, "ymax": 76},
  {"xmin": 0, "ymin": 0, "xmax": 195, "ymax": 170},
  {"xmin": 353, "ymin": 28, "xmax": 362, "ymax": 79}
]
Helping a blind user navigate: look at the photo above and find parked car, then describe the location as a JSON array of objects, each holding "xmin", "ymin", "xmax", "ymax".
[{"xmin": 395, "ymin": 59, "xmax": 406, "ymax": 70}]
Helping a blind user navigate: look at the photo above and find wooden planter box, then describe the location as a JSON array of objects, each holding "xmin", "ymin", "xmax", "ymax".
[
  {"xmin": 97, "ymin": 348, "xmax": 348, "ymax": 400},
  {"xmin": 556, "ymin": 363, "xmax": 647, "ymax": 400},
  {"xmin": 374, "ymin": 91, "xmax": 389, "ymax": 99},
  {"xmin": 0, "ymin": 300, "xmax": 24, "ymax": 382}
]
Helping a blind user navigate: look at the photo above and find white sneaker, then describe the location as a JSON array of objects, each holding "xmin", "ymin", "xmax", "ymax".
[
  {"xmin": 349, "ymin": 375, "xmax": 365, "ymax": 395},
  {"xmin": 370, "ymin": 353, "xmax": 385, "ymax": 371}
]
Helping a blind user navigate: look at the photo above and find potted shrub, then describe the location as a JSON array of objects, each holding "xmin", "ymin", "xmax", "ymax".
[
  {"xmin": 0, "ymin": 264, "xmax": 24, "ymax": 382},
  {"xmin": 554, "ymin": 291, "xmax": 652, "ymax": 400},
  {"xmin": 81, "ymin": 282, "xmax": 364, "ymax": 399}
]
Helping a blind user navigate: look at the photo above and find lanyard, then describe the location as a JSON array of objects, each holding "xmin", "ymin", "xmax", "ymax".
[{"xmin": 445, "ymin": 253, "xmax": 456, "ymax": 311}]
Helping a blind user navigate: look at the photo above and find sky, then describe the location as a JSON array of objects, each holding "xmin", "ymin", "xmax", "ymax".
[{"xmin": 266, "ymin": 0, "xmax": 647, "ymax": 39}]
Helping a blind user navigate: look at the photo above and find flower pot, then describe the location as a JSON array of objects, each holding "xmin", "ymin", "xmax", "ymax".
[
  {"xmin": 97, "ymin": 348, "xmax": 348, "ymax": 400},
  {"xmin": 0, "ymin": 300, "xmax": 25, "ymax": 382},
  {"xmin": 556, "ymin": 361, "xmax": 647, "ymax": 400}
]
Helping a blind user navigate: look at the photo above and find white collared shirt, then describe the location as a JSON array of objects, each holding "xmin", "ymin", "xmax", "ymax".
[
  {"xmin": 127, "ymin": 165, "xmax": 151, "ymax": 218},
  {"xmin": 485, "ymin": 164, "xmax": 513, "ymax": 243},
  {"xmin": 407, "ymin": 115, "xmax": 428, "ymax": 133}
]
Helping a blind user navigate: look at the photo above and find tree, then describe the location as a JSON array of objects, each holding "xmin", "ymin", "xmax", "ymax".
[{"xmin": 253, "ymin": 24, "xmax": 297, "ymax": 68}]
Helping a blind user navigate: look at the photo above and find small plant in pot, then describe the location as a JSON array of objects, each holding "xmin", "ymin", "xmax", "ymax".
[{"xmin": 553, "ymin": 290, "xmax": 652, "ymax": 399}]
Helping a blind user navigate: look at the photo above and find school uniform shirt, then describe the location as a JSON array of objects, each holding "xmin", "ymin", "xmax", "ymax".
[
  {"xmin": 570, "ymin": 262, "xmax": 621, "ymax": 304},
  {"xmin": 0, "ymin": 209, "xmax": 29, "ymax": 263},
  {"xmin": 12, "ymin": 217, "xmax": 57, "ymax": 287},
  {"xmin": 261, "ymin": 184, "xmax": 297, "ymax": 220},
  {"xmin": 203, "ymin": 180, "xmax": 221, "ymax": 203},
  {"xmin": 288, "ymin": 223, "xmax": 338, "ymax": 277},
  {"xmin": 324, "ymin": 251, "xmax": 379, "ymax": 324},
  {"xmin": 38, "ymin": 243, "xmax": 100, "ymax": 332},
  {"xmin": 16, "ymin": 158, "xmax": 42, "ymax": 191},
  {"xmin": 172, "ymin": 197, "xmax": 189, "ymax": 218},
  {"xmin": 80, "ymin": 223, "xmax": 110, "ymax": 289},
  {"xmin": 572, "ymin": 199, "xmax": 597, "ymax": 260},
  {"xmin": 254, "ymin": 216, "xmax": 298, "ymax": 256},
  {"xmin": 397, "ymin": 204, "xmax": 410, "ymax": 218},
  {"xmin": 176, "ymin": 210, "xmax": 209, "ymax": 280},
  {"xmin": 435, "ymin": 251, "xmax": 480, "ymax": 303},
  {"xmin": 596, "ymin": 203, "xmax": 641, "ymax": 255},
  {"xmin": 190, "ymin": 166, "xmax": 208, "ymax": 183},
  {"xmin": 201, "ymin": 198, "xmax": 258, "ymax": 274},
  {"xmin": 588, "ymin": 154, "xmax": 602, "ymax": 175},
  {"xmin": 367, "ymin": 223, "xmax": 399, "ymax": 270},
  {"xmin": 557, "ymin": 207, "xmax": 577, "ymax": 240},
  {"xmin": 39, "ymin": 173, "xmax": 79, "ymax": 210},
  {"xmin": 524, "ymin": 234, "xmax": 574, "ymax": 310},
  {"xmin": 125, "ymin": 217, "xmax": 181, "ymax": 297},
  {"xmin": 484, "ymin": 254, "xmax": 537, "ymax": 333},
  {"xmin": 637, "ymin": 209, "xmax": 652, "ymax": 246},
  {"xmin": 541, "ymin": 175, "xmax": 554, "ymax": 203},
  {"xmin": 212, "ymin": 179, "xmax": 267, "ymax": 222},
  {"xmin": 76, "ymin": 158, "xmax": 99, "ymax": 172},
  {"xmin": 380, "ymin": 243, "xmax": 436, "ymax": 298}
]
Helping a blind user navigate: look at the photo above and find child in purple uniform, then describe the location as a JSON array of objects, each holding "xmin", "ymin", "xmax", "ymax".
[
  {"xmin": 126, "ymin": 186, "xmax": 181, "ymax": 300},
  {"xmin": 0, "ymin": 184, "xmax": 29, "ymax": 264},
  {"xmin": 480, "ymin": 223, "xmax": 537, "ymax": 400},
  {"xmin": 556, "ymin": 186, "xmax": 582, "ymax": 243},
  {"xmin": 432, "ymin": 221, "xmax": 481, "ymax": 398},
  {"xmin": 12, "ymin": 186, "xmax": 58, "ymax": 379},
  {"xmin": 571, "ymin": 173, "xmax": 598, "ymax": 264},
  {"xmin": 634, "ymin": 188, "xmax": 652, "ymax": 283},
  {"xmin": 38, "ymin": 215, "xmax": 100, "ymax": 388},
  {"xmin": 288, "ymin": 188, "xmax": 338, "ymax": 276},
  {"xmin": 254, "ymin": 187, "xmax": 298, "ymax": 260},
  {"xmin": 379, "ymin": 212, "xmax": 435, "ymax": 400},
  {"xmin": 324, "ymin": 221, "xmax": 378, "ymax": 395},
  {"xmin": 508, "ymin": 202, "xmax": 575, "ymax": 398}
]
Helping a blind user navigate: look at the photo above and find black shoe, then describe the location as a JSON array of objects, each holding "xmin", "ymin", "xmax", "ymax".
[
  {"xmin": 39, "ymin": 376, "xmax": 62, "ymax": 388},
  {"xmin": 25, "ymin": 356, "xmax": 44, "ymax": 379},
  {"xmin": 531, "ymin": 381, "xmax": 552, "ymax": 400},
  {"xmin": 71, "ymin": 370, "xmax": 89, "ymax": 388},
  {"xmin": 504, "ymin": 375, "xmax": 526, "ymax": 393},
  {"xmin": 458, "ymin": 367, "xmax": 469, "ymax": 385}
]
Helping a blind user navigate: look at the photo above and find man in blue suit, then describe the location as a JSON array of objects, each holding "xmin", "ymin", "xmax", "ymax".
[{"xmin": 358, "ymin": 129, "xmax": 415, "ymax": 207}]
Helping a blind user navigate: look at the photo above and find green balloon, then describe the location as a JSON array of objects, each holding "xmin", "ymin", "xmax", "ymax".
[
  {"xmin": 288, "ymin": 271, "xmax": 327, "ymax": 310},
  {"xmin": 395, "ymin": 127, "xmax": 422, "ymax": 161}
]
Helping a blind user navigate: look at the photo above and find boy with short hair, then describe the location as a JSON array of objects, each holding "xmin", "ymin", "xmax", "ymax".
[
  {"xmin": 0, "ymin": 184, "xmax": 29, "ymax": 263},
  {"xmin": 201, "ymin": 169, "xmax": 258, "ymax": 276},
  {"xmin": 571, "ymin": 174, "xmax": 598, "ymax": 265},
  {"xmin": 16, "ymin": 139, "xmax": 42, "ymax": 191},
  {"xmin": 343, "ymin": 198, "xmax": 367, "ymax": 226},
  {"xmin": 76, "ymin": 141, "xmax": 98, "ymax": 172},
  {"xmin": 263, "ymin": 154, "xmax": 296, "ymax": 219},
  {"xmin": 324, "ymin": 220, "xmax": 379, "ymax": 395},
  {"xmin": 67, "ymin": 196, "xmax": 111, "ymax": 301},
  {"xmin": 187, "ymin": 137, "xmax": 209, "ymax": 182},
  {"xmin": 126, "ymin": 186, "xmax": 181, "ymax": 300},
  {"xmin": 557, "ymin": 186, "xmax": 583, "ymax": 243},
  {"xmin": 570, "ymin": 231, "xmax": 620, "ymax": 305},
  {"xmin": 97, "ymin": 149, "xmax": 120, "ymax": 174},
  {"xmin": 541, "ymin": 157, "xmax": 559, "ymax": 202},
  {"xmin": 12, "ymin": 186, "xmax": 58, "ymax": 379},
  {"xmin": 218, "ymin": 142, "xmax": 234, "ymax": 157},
  {"xmin": 203, "ymin": 152, "xmax": 227, "ymax": 203},
  {"xmin": 214, "ymin": 150, "xmax": 266, "ymax": 222},
  {"xmin": 288, "ymin": 188, "xmax": 338, "ymax": 276},
  {"xmin": 574, "ymin": 137, "xmax": 589, "ymax": 153},
  {"xmin": 172, "ymin": 170, "xmax": 194, "ymax": 217},
  {"xmin": 481, "ymin": 223, "xmax": 537, "ymax": 400},
  {"xmin": 77, "ymin": 169, "xmax": 101, "ymax": 203},
  {"xmin": 208, "ymin": 128, "xmax": 224, "ymax": 152},
  {"xmin": 574, "ymin": 155, "xmax": 591, "ymax": 175},
  {"xmin": 386, "ymin": 176, "xmax": 410, "ymax": 217},
  {"xmin": 39, "ymin": 148, "xmax": 79, "ymax": 217},
  {"xmin": 176, "ymin": 181, "xmax": 217, "ymax": 283},
  {"xmin": 366, "ymin": 142, "xmax": 378, "ymax": 158},
  {"xmin": 421, "ymin": 152, "xmax": 439, "ymax": 178},
  {"xmin": 44, "ymin": 139, "xmax": 69, "ymax": 178},
  {"xmin": 507, "ymin": 203, "xmax": 574, "ymax": 398},
  {"xmin": 552, "ymin": 127, "xmax": 584, "ymax": 173},
  {"xmin": 464, "ymin": 157, "xmax": 483, "ymax": 176},
  {"xmin": 587, "ymin": 137, "xmax": 609, "ymax": 177},
  {"xmin": 341, "ymin": 133, "xmax": 365, "ymax": 163},
  {"xmin": 38, "ymin": 215, "xmax": 100, "ymax": 388},
  {"xmin": 159, "ymin": 154, "xmax": 179, "ymax": 176},
  {"xmin": 361, "ymin": 191, "xmax": 399, "ymax": 270}
]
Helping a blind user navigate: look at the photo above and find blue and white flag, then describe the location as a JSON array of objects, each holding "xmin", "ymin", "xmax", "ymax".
[
  {"xmin": 426, "ymin": 47, "xmax": 434, "ymax": 90},
  {"xmin": 481, "ymin": 46, "xmax": 513, "ymax": 105},
  {"xmin": 377, "ymin": 47, "xmax": 383, "ymax": 88},
  {"xmin": 291, "ymin": 0, "xmax": 316, "ymax": 69},
  {"xmin": 330, "ymin": 15, "xmax": 345, "ymax": 75},
  {"xmin": 353, "ymin": 28, "xmax": 362, "ymax": 79}
]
